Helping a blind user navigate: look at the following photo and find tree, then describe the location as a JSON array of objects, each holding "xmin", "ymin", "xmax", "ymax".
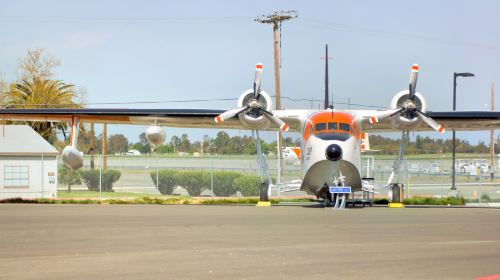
[
  {"xmin": 58, "ymin": 165, "xmax": 81, "ymax": 192},
  {"xmin": 4, "ymin": 48, "xmax": 83, "ymax": 140},
  {"xmin": 19, "ymin": 48, "xmax": 61, "ymax": 81},
  {"xmin": 170, "ymin": 135, "xmax": 180, "ymax": 154},
  {"xmin": 156, "ymin": 144, "xmax": 174, "ymax": 154},
  {"xmin": 108, "ymin": 134, "xmax": 129, "ymax": 154},
  {"xmin": 201, "ymin": 135, "xmax": 211, "ymax": 154},
  {"xmin": 179, "ymin": 134, "xmax": 190, "ymax": 152},
  {"xmin": 131, "ymin": 132, "xmax": 151, "ymax": 154},
  {"xmin": 213, "ymin": 131, "xmax": 230, "ymax": 154}
]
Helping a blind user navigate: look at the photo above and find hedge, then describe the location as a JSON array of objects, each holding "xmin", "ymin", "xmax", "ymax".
[
  {"xmin": 175, "ymin": 170, "xmax": 207, "ymax": 196},
  {"xmin": 210, "ymin": 171, "xmax": 243, "ymax": 197},
  {"xmin": 151, "ymin": 170, "xmax": 178, "ymax": 195},
  {"xmin": 233, "ymin": 175, "xmax": 262, "ymax": 197},
  {"xmin": 153, "ymin": 170, "xmax": 262, "ymax": 197},
  {"xmin": 80, "ymin": 169, "xmax": 121, "ymax": 192}
]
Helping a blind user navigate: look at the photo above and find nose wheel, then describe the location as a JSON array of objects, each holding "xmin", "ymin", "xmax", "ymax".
[
  {"xmin": 325, "ymin": 173, "xmax": 349, "ymax": 209},
  {"xmin": 326, "ymin": 192, "xmax": 347, "ymax": 209}
]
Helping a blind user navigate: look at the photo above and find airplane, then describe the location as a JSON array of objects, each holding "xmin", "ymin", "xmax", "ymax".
[{"xmin": 2, "ymin": 47, "xmax": 500, "ymax": 207}]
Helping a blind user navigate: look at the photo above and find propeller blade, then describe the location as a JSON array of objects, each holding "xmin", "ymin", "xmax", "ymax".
[
  {"xmin": 409, "ymin": 64, "xmax": 419, "ymax": 100},
  {"xmin": 368, "ymin": 108, "xmax": 403, "ymax": 124},
  {"xmin": 214, "ymin": 107, "xmax": 248, "ymax": 124},
  {"xmin": 416, "ymin": 110, "xmax": 445, "ymax": 133},
  {"xmin": 253, "ymin": 63, "xmax": 263, "ymax": 99},
  {"xmin": 260, "ymin": 110, "xmax": 289, "ymax": 132}
]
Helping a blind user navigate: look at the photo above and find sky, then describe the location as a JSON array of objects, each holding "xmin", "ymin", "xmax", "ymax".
[{"xmin": 1, "ymin": 0, "xmax": 499, "ymax": 145}]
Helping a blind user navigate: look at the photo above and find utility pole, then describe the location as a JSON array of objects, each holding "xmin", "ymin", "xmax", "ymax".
[
  {"xmin": 490, "ymin": 82, "xmax": 495, "ymax": 169},
  {"xmin": 255, "ymin": 10, "xmax": 297, "ymax": 187}
]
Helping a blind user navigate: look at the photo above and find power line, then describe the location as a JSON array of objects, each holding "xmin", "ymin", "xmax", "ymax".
[
  {"xmin": 2, "ymin": 95, "xmax": 387, "ymax": 109},
  {"xmin": 0, "ymin": 16, "xmax": 253, "ymax": 23},
  {"xmin": 298, "ymin": 18, "xmax": 500, "ymax": 51},
  {"xmin": 4, "ymin": 95, "xmax": 386, "ymax": 109}
]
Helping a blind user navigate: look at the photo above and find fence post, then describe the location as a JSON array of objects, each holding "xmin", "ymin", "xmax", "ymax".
[
  {"xmin": 156, "ymin": 153, "xmax": 159, "ymax": 190},
  {"xmin": 41, "ymin": 154, "xmax": 44, "ymax": 199},
  {"xmin": 99, "ymin": 154, "xmax": 102, "ymax": 200}
]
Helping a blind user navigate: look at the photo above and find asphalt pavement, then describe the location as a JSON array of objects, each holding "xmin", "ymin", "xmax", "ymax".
[{"xmin": 0, "ymin": 204, "xmax": 499, "ymax": 279}]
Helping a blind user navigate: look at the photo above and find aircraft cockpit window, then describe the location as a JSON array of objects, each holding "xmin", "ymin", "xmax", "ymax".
[
  {"xmin": 315, "ymin": 123, "xmax": 327, "ymax": 132},
  {"xmin": 315, "ymin": 132, "xmax": 352, "ymax": 141},
  {"xmin": 339, "ymin": 123, "xmax": 351, "ymax": 132},
  {"xmin": 328, "ymin": 122, "xmax": 338, "ymax": 130}
]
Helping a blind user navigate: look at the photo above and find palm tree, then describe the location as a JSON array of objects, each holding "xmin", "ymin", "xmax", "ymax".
[{"xmin": 6, "ymin": 78, "xmax": 81, "ymax": 140}]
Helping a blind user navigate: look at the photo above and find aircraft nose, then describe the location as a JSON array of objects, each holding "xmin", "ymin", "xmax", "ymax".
[{"xmin": 325, "ymin": 144, "xmax": 343, "ymax": 161}]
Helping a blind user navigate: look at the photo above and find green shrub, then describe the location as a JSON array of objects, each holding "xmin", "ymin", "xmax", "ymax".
[
  {"xmin": 152, "ymin": 170, "xmax": 178, "ymax": 195},
  {"xmin": 211, "ymin": 171, "xmax": 242, "ymax": 197},
  {"xmin": 480, "ymin": 193, "xmax": 491, "ymax": 202},
  {"xmin": 58, "ymin": 165, "xmax": 81, "ymax": 192},
  {"xmin": 174, "ymin": 170, "xmax": 207, "ymax": 196},
  {"xmin": 374, "ymin": 198, "xmax": 389, "ymax": 205},
  {"xmin": 79, "ymin": 169, "xmax": 121, "ymax": 192},
  {"xmin": 403, "ymin": 196, "xmax": 465, "ymax": 205},
  {"xmin": 233, "ymin": 175, "xmax": 262, "ymax": 197}
]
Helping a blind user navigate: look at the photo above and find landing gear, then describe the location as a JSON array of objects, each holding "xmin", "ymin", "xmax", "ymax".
[
  {"xmin": 324, "ymin": 191, "xmax": 348, "ymax": 209},
  {"xmin": 253, "ymin": 130, "xmax": 272, "ymax": 206},
  {"xmin": 332, "ymin": 193, "xmax": 347, "ymax": 209},
  {"xmin": 324, "ymin": 173, "xmax": 351, "ymax": 209}
]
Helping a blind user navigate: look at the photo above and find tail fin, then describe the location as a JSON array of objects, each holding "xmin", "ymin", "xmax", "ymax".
[{"xmin": 361, "ymin": 133, "xmax": 379, "ymax": 152}]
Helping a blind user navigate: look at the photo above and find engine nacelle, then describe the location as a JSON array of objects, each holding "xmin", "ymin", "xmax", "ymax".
[
  {"xmin": 62, "ymin": 146, "xmax": 84, "ymax": 170},
  {"xmin": 146, "ymin": 125, "xmax": 166, "ymax": 145},
  {"xmin": 237, "ymin": 89, "xmax": 273, "ymax": 130},
  {"xmin": 390, "ymin": 90, "xmax": 427, "ymax": 128}
]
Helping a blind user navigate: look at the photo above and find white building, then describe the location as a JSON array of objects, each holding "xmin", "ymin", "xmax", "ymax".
[{"xmin": 0, "ymin": 125, "xmax": 59, "ymax": 199}]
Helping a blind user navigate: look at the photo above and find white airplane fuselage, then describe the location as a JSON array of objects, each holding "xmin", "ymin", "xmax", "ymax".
[{"xmin": 298, "ymin": 110, "xmax": 363, "ymax": 198}]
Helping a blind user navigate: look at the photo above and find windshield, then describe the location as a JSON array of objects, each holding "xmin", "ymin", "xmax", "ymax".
[
  {"xmin": 313, "ymin": 122, "xmax": 351, "ymax": 134},
  {"xmin": 314, "ymin": 132, "xmax": 352, "ymax": 141}
]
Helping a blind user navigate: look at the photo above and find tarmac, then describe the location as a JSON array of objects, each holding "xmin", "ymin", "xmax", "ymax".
[{"xmin": 0, "ymin": 204, "xmax": 499, "ymax": 279}]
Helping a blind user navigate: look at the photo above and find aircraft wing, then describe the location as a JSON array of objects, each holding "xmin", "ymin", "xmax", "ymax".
[
  {"xmin": 357, "ymin": 110, "xmax": 500, "ymax": 132},
  {"xmin": 0, "ymin": 108, "xmax": 306, "ymax": 132}
]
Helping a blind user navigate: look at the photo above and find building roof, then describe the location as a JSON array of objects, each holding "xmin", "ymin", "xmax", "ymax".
[{"xmin": 0, "ymin": 125, "xmax": 59, "ymax": 156}]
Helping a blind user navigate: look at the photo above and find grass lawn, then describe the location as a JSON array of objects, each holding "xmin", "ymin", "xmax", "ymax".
[{"xmin": 57, "ymin": 191, "xmax": 163, "ymax": 199}]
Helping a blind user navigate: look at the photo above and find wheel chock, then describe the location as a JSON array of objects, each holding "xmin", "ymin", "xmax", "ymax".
[
  {"xmin": 256, "ymin": 201, "xmax": 272, "ymax": 207},
  {"xmin": 388, "ymin": 202, "xmax": 405, "ymax": 208}
]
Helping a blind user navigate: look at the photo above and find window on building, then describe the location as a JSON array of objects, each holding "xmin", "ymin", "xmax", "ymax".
[{"xmin": 4, "ymin": 166, "xmax": 29, "ymax": 187}]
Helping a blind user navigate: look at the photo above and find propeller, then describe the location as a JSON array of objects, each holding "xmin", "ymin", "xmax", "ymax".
[
  {"xmin": 369, "ymin": 64, "xmax": 445, "ymax": 134},
  {"xmin": 253, "ymin": 63, "xmax": 263, "ymax": 99},
  {"xmin": 260, "ymin": 109, "xmax": 289, "ymax": 132},
  {"xmin": 415, "ymin": 110, "xmax": 445, "ymax": 133},
  {"xmin": 214, "ymin": 106, "xmax": 249, "ymax": 124},
  {"xmin": 408, "ymin": 64, "xmax": 418, "ymax": 101},
  {"xmin": 214, "ymin": 63, "xmax": 290, "ymax": 132}
]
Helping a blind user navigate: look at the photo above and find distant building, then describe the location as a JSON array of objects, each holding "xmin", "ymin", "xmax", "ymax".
[{"xmin": 0, "ymin": 125, "xmax": 59, "ymax": 199}]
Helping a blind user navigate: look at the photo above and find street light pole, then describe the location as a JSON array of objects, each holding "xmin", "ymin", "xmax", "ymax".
[{"xmin": 451, "ymin": 72, "xmax": 475, "ymax": 191}]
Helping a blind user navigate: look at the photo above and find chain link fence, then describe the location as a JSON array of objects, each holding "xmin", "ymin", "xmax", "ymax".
[{"xmin": 55, "ymin": 154, "xmax": 500, "ymax": 201}]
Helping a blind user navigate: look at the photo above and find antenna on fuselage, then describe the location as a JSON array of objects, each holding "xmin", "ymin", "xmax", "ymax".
[{"xmin": 323, "ymin": 44, "xmax": 333, "ymax": 110}]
